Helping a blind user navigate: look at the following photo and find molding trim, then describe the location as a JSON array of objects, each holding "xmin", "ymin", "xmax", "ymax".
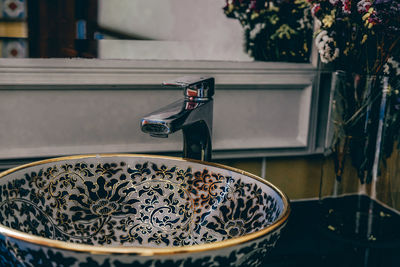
[{"xmin": 0, "ymin": 58, "xmax": 316, "ymax": 89}]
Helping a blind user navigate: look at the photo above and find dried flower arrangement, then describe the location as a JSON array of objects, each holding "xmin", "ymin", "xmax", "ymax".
[
  {"xmin": 223, "ymin": 0, "xmax": 314, "ymax": 62},
  {"xmin": 308, "ymin": 0, "xmax": 400, "ymax": 183},
  {"xmin": 310, "ymin": 0, "xmax": 400, "ymax": 75}
]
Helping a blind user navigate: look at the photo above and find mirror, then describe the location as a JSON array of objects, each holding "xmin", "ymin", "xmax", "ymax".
[
  {"xmin": 0, "ymin": 0, "xmax": 313, "ymax": 62},
  {"xmin": 0, "ymin": 0, "xmax": 252, "ymax": 61}
]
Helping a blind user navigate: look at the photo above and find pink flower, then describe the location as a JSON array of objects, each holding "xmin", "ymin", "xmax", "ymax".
[
  {"xmin": 249, "ymin": 0, "xmax": 257, "ymax": 11},
  {"xmin": 357, "ymin": 0, "xmax": 372, "ymax": 13},
  {"xmin": 368, "ymin": 15, "xmax": 382, "ymax": 25},
  {"xmin": 341, "ymin": 0, "xmax": 352, "ymax": 14},
  {"xmin": 311, "ymin": 3, "xmax": 321, "ymax": 16}
]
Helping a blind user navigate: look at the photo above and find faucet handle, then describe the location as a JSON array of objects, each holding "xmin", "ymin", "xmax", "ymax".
[{"xmin": 163, "ymin": 76, "xmax": 214, "ymax": 99}]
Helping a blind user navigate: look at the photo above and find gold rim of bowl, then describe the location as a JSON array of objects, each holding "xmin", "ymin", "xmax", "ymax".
[{"xmin": 0, "ymin": 154, "xmax": 291, "ymax": 256}]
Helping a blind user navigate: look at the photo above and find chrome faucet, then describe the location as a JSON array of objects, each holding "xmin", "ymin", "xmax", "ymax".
[{"xmin": 141, "ymin": 76, "xmax": 214, "ymax": 161}]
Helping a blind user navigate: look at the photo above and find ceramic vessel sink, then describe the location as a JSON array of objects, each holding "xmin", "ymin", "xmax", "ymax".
[{"xmin": 0, "ymin": 154, "xmax": 290, "ymax": 266}]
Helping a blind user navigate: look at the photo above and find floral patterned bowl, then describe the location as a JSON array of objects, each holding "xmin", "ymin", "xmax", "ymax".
[{"xmin": 0, "ymin": 154, "xmax": 290, "ymax": 267}]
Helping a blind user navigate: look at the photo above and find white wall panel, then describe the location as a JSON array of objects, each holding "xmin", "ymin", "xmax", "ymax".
[{"xmin": 0, "ymin": 59, "xmax": 318, "ymax": 162}]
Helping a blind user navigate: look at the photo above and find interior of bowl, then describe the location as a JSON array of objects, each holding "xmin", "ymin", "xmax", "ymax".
[{"xmin": 0, "ymin": 155, "xmax": 287, "ymax": 248}]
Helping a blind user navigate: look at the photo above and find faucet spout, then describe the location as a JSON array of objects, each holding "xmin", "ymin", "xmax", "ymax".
[{"xmin": 141, "ymin": 76, "xmax": 214, "ymax": 161}]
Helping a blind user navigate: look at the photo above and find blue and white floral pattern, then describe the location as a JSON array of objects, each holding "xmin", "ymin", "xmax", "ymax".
[{"xmin": 0, "ymin": 155, "xmax": 288, "ymax": 266}]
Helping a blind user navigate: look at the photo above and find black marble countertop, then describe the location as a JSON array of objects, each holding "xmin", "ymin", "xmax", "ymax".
[{"xmin": 264, "ymin": 200, "xmax": 400, "ymax": 267}]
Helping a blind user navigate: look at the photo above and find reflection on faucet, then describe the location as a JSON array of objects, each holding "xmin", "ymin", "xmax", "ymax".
[{"xmin": 141, "ymin": 76, "xmax": 214, "ymax": 161}]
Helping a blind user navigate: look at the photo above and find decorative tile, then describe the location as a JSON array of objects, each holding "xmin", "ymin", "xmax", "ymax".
[
  {"xmin": 1, "ymin": 38, "xmax": 27, "ymax": 57},
  {"xmin": 0, "ymin": 21, "xmax": 28, "ymax": 38},
  {"xmin": 1, "ymin": 0, "xmax": 26, "ymax": 19}
]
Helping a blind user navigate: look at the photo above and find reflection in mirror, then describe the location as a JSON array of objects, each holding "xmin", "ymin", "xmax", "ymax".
[
  {"xmin": 223, "ymin": 0, "xmax": 313, "ymax": 63},
  {"xmin": 0, "ymin": 0, "xmax": 313, "ymax": 62},
  {"xmin": 97, "ymin": 0, "xmax": 251, "ymax": 61},
  {"xmin": 0, "ymin": 0, "xmax": 250, "ymax": 61},
  {"xmin": 0, "ymin": 0, "xmax": 28, "ymax": 58}
]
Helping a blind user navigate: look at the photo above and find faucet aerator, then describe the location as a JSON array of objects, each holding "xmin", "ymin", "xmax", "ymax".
[{"xmin": 141, "ymin": 121, "xmax": 170, "ymax": 136}]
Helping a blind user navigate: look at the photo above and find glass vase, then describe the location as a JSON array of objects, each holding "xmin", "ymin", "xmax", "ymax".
[{"xmin": 319, "ymin": 71, "xmax": 400, "ymax": 244}]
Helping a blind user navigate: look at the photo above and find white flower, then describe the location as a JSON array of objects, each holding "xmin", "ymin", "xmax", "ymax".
[
  {"xmin": 383, "ymin": 63, "xmax": 390, "ymax": 75},
  {"xmin": 315, "ymin": 30, "xmax": 339, "ymax": 63},
  {"xmin": 315, "ymin": 30, "xmax": 328, "ymax": 49},
  {"xmin": 298, "ymin": 18, "xmax": 305, "ymax": 30},
  {"xmin": 249, "ymin": 23, "xmax": 265, "ymax": 40},
  {"xmin": 387, "ymin": 57, "xmax": 400, "ymax": 76},
  {"xmin": 314, "ymin": 19, "xmax": 322, "ymax": 28}
]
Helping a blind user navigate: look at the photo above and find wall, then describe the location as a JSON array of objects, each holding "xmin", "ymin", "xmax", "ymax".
[
  {"xmin": 216, "ymin": 155, "xmax": 324, "ymax": 200},
  {"xmin": 97, "ymin": 0, "xmax": 252, "ymax": 61}
]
